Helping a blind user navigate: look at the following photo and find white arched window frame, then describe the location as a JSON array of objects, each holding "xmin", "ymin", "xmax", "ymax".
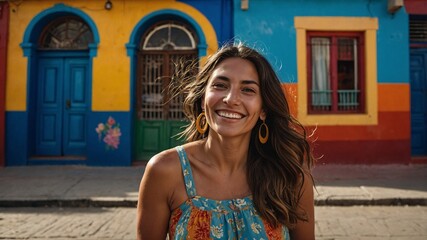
[
  {"xmin": 39, "ymin": 16, "xmax": 94, "ymax": 50},
  {"xmin": 142, "ymin": 23, "xmax": 196, "ymax": 50}
]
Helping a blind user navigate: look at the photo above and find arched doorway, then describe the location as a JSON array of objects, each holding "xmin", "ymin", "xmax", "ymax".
[
  {"xmin": 134, "ymin": 21, "xmax": 198, "ymax": 161},
  {"xmin": 33, "ymin": 16, "xmax": 93, "ymax": 159}
]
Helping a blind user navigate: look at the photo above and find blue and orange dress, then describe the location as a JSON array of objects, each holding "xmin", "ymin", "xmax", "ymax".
[{"xmin": 168, "ymin": 146, "xmax": 290, "ymax": 239}]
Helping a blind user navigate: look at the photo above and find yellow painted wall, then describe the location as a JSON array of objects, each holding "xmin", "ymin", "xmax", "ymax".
[{"xmin": 6, "ymin": 0, "xmax": 218, "ymax": 111}]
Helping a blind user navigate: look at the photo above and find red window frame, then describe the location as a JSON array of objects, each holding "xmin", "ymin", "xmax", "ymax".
[{"xmin": 307, "ymin": 31, "xmax": 366, "ymax": 114}]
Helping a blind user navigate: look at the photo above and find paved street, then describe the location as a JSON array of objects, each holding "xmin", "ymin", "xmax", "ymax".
[
  {"xmin": 1, "ymin": 206, "xmax": 426, "ymax": 240},
  {"xmin": 1, "ymin": 165, "xmax": 427, "ymax": 207},
  {"xmin": 315, "ymin": 206, "xmax": 427, "ymax": 240},
  {"xmin": 1, "ymin": 164, "xmax": 426, "ymax": 239}
]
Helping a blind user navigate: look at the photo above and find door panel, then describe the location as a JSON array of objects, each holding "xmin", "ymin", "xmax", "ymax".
[
  {"xmin": 139, "ymin": 120, "xmax": 164, "ymax": 160},
  {"xmin": 134, "ymin": 119, "xmax": 186, "ymax": 161},
  {"xmin": 63, "ymin": 59, "xmax": 88, "ymax": 156},
  {"xmin": 36, "ymin": 59, "xmax": 63, "ymax": 155},
  {"xmin": 410, "ymin": 49, "xmax": 427, "ymax": 156},
  {"xmin": 40, "ymin": 114, "xmax": 59, "ymax": 145},
  {"xmin": 36, "ymin": 57, "xmax": 88, "ymax": 157},
  {"xmin": 168, "ymin": 121, "xmax": 186, "ymax": 147}
]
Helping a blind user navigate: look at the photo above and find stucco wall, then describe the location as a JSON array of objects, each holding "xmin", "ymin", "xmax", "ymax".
[{"xmin": 233, "ymin": 0, "xmax": 410, "ymax": 164}]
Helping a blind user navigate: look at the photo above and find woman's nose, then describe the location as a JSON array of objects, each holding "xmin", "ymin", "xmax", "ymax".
[{"xmin": 223, "ymin": 89, "xmax": 241, "ymax": 105}]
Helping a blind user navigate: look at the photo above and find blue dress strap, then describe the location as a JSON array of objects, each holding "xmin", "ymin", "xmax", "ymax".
[{"xmin": 175, "ymin": 146, "xmax": 197, "ymax": 198}]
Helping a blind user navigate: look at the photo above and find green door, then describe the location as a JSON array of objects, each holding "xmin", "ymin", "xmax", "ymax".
[
  {"xmin": 135, "ymin": 120, "xmax": 186, "ymax": 161},
  {"xmin": 134, "ymin": 52, "xmax": 195, "ymax": 161}
]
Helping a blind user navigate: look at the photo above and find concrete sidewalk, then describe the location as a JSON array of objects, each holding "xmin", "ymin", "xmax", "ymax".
[{"xmin": 0, "ymin": 164, "xmax": 426, "ymax": 207}]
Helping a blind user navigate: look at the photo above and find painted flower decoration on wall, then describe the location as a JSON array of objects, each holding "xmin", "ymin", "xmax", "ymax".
[{"xmin": 96, "ymin": 116, "xmax": 121, "ymax": 150}]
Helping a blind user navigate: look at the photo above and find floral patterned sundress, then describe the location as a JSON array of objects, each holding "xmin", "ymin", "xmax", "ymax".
[{"xmin": 168, "ymin": 146, "xmax": 290, "ymax": 239}]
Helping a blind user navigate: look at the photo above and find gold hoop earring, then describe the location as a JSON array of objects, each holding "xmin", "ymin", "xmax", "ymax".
[
  {"xmin": 196, "ymin": 112, "xmax": 208, "ymax": 134},
  {"xmin": 258, "ymin": 120, "xmax": 269, "ymax": 144}
]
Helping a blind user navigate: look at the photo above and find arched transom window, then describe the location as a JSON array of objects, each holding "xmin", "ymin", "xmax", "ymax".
[
  {"xmin": 142, "ymin": 22, "xmax": 196, "ymax": 50},
  {"xmin": 39, "ymin": 16, "xmax": 93, "ymax": 50}
]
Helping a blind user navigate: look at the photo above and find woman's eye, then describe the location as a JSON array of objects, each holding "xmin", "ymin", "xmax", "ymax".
[
  {"xmin": 242, "ymin": 87, "xmax": 256, "ymax": 93},
  {"xmin": 212, "ymin": 83, "xmax": 227, "ymax": 89}
]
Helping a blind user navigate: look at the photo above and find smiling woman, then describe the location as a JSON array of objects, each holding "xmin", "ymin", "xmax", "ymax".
[{"xmin": 136, "ymin": 43, "xmax": 315, "ymax": 240}]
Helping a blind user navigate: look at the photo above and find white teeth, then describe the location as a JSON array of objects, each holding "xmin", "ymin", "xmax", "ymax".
[{"xmin": 218, "ymin": 111, "xmax": 243, "ymax": 119}]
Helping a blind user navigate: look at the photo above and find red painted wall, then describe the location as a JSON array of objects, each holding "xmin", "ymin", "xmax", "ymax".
[
  {"xmin": 405, "ymin": 0, "xmax": 427, "ymax": 14},
  {"xmin": 0, "ymin": 2, "xmax": 9, "ymax": 167}
]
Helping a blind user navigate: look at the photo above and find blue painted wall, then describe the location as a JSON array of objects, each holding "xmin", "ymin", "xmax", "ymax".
[
  {"xmin": 87, "ymin": 112, "xmax": 132, "ymax": 166},
  {"xmin": 5, "ymin": 112, "xmax": 28, "ymax": 166},
  {"xmin": 180, "ymin": 0, "xmax": 233, "ymax": 45},
  {"xmin": 6, "ymin": 111, "xmax": 132, "ymax": 166},
  {"xmin": 233, "ymin": 0, "xmax": 409, "ymax": 84}
]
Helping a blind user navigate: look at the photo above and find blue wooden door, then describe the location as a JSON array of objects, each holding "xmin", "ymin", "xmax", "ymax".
[
  {"xmin": 36, "ymin": 58, "xmax": 89, "ymax": 156},
  {"xmin": 410, "ymin": 49, "xmax": 427, "ymax": 156}
]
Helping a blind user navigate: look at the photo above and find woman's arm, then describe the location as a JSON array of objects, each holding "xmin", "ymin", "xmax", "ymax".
[
  {"xmin": 136, "ymin": 154, "xmax": 174, "ymax": 240},
  {"xmin": 290, "ymin": 172, "xmax": 315, "ymax": 240}
]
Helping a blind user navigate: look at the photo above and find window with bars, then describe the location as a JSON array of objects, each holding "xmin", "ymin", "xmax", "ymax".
[
  {"xmin": 410, "ymin": 18, "xmax": 427, "ymax": 44},
  {"xmin": 137, "ymin": 21, "xmax": 198, "ymax": 120},
  {"xmin": 307, "ymin": 31, "xmax": 365, "ymax": 114},
  {"xmin": 39, "ymin": 16, "xmax": 93, "ymax": 50}
]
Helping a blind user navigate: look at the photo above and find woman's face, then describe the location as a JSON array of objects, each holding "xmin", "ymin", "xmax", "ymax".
[{"xmin": 203, "ymin": 57, "xmax": 266, "ymax": 140}]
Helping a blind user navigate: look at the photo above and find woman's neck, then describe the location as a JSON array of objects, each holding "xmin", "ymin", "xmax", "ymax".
[{"xmin": 201, "ymin": 133, "xmax": 251, "ymax": 175}]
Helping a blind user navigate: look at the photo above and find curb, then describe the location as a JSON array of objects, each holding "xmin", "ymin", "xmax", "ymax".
[
  {"xmin": 315, "ymin": 198, "xmax": 427, "ymax": 206},
  {"xmin": 1, "ymin": 198, "xmax": 427, "ymax": 208},
  {"xmin": 0, "ymin": 199, "xmax": 137, "ymax": 208}
]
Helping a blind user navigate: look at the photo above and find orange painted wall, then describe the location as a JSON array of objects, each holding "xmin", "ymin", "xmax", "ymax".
[{"xmin": 281, "ymin": 84, "xmax": 298, "ymax": 118}]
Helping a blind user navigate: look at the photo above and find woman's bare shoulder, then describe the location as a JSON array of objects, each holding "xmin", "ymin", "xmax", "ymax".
[
  {"xmin": 145, "ymin": 148, "xmax": 181, "ymax": 178},
  {"xmin": 139, "ymin": 148, "xmax": 183, "ymax": 204},
  {"xmin": 143, "ymin": 142, "xmax": 201, "ymax": 185}
]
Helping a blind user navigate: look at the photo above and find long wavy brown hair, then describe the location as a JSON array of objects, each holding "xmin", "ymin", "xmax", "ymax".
[{"xmin": 171, "ymin": 43, "xmax": 315, "ymax": 229}]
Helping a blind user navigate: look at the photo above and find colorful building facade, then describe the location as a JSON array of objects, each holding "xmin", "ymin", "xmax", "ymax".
[
  {"xmin": 234, "ymin": 0, "xmax": 424, "ymax": 164},
  {"xmin": 5, "ymin": 0, "xmax": 231, "ymax": 166},
  {"xmin": 3, "ymin": 0, "xmax": 425, "ymax": 166}
]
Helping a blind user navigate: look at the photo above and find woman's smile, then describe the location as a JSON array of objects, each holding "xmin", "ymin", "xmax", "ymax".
[{"xmin": 216, "ymin": 110, "xmax": 245, "ymax": 119}]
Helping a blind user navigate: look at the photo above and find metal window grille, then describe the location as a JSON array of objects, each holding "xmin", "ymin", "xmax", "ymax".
[
  {"xmin": 310, "ymin": 90, "xmax": 332, "ymax": 111},
  {"xmin": 168, "ymin": 54, "xmax": 196, "ymax": 120},
  {"xmin": 410, "ymin": 19, "xmax": 427, "ymax": 43},
  {"xmin": 39, "ymin": 16, "xmax": 93, "ymax": 50},
  {"xmin": 137, "ymin": 53, "xmax": 197, "ymax": 120},
  {"xmin": 139, "ymin": 54, "xmax": 164, "ymax": 120},
  {"xmin": 337, "ymin": 90, "xmax": 360, "ymax": 111}
]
